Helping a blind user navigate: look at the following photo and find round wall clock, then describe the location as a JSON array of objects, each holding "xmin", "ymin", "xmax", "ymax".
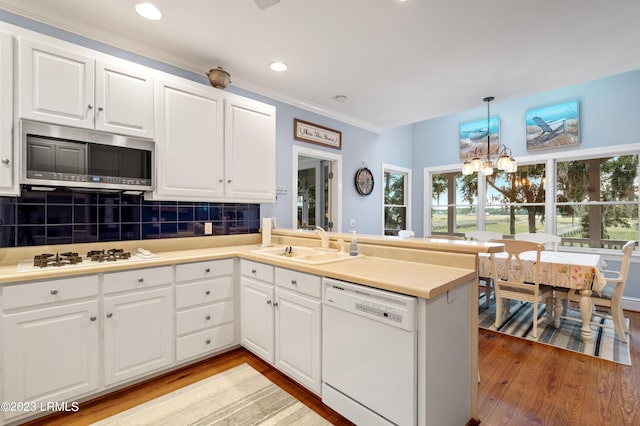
[{"xmin": 355, "ymin": 167, "xmax": 374, "ymax": 196}]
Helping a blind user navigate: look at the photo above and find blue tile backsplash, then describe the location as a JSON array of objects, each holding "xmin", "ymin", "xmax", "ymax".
[{"xmin": 0, "ymin": 189, "xmax": 260, "ymax": 247}]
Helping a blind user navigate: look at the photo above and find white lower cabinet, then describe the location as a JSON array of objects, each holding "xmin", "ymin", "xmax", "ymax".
[
  {"xmin": 2, "ymin": 275, "xmax": 99, "ymax": 422},
  {"xmin": 175, "ymin": 259, "xmax": 236, "ymax": 362},
  {"xmin": 240, "ymin": 260, "xmax": 322, "ymax": 394},
  {"xmin": 103, "ymin": 266, "xmax": 174, "ymax": 386}
]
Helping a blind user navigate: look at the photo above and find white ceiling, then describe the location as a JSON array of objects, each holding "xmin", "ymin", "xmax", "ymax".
[{"xmin": 2, "ymin": 0, "xmax": 640, "ymax": 133}]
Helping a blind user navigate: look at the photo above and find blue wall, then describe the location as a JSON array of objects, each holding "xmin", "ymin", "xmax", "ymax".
[{"xmin": 411, "ymin": 69, "xmax": 640, "ymax": 236}]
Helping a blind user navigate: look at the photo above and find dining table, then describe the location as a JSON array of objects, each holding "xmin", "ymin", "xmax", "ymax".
[{"xmin": 477, "ymin": 251, "xmax": 607, "ymax": 342}]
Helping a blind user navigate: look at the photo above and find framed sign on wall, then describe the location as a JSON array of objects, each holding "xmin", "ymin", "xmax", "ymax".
[{"xmin": 294, "ymin": 119, "xmax": 342, "ymax": 150}]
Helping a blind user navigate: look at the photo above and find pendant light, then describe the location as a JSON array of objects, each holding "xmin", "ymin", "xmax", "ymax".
[{"xmin": 462, "ymin": 96, "xmax": 517, "ymax": 176}]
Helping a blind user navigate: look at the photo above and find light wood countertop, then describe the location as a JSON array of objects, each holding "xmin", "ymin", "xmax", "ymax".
[{"xmin": 0, "ymin": 230, "xmax": 504, "ymax": 299}]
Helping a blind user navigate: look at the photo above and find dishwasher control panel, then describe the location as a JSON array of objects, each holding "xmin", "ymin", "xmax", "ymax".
[
  {"xmin": 355, "ymin": 301, "xmax": 403, "ymax": 323},
  {"xmin": 323, "ymin": 278, "xmax": 416, "ymax": 331}
]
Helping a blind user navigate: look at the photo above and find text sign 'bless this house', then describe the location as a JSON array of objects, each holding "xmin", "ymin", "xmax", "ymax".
[{"xmin": 294, "ymin": 119, "xmax": 342, "ymax": 149}]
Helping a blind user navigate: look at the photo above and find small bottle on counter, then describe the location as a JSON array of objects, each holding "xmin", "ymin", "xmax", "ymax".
[{"xmin": 349, "ymin": 230, "xmax": 358, "ymax": 256}]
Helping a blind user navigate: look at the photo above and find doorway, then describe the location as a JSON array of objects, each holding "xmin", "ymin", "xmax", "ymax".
[{"xmin": 292, "ymin": 146, "xmax": 342, "ymax": 232}]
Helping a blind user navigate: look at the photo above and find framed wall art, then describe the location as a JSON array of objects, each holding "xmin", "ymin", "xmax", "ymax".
[
  {"xmin": 294, "ymin": 119, "xmax": 342, "ymax": 150},
  {"xmin": 525, "ymin": 100, "xmax": 579, "ymax": 150},
  {"xmin": 459, "ymin": 116, "xmax": 500, "ymax": 160}
]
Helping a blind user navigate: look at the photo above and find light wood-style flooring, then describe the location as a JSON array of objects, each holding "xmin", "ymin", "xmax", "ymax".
[{"xmin": 22, "ymin": 310, "xmax": 640, "ymax": 426}]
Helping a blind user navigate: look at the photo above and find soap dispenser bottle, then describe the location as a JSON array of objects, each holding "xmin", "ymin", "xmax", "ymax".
[{"xmin": 349, "ymin": 230, "xmax": 358, "ymax": 256}]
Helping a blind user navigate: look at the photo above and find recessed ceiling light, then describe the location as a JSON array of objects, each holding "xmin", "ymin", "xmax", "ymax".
[
  {"xmin": 135, "ymin": 3, "xmax": 163, "ymax": 20},
  {"xmin": 335, "ymin": 95, "xmax": 348, "ymax": 102},
  {"xmin": 270, "ymin": 61, "xmax": 288, "ymax": 72}
]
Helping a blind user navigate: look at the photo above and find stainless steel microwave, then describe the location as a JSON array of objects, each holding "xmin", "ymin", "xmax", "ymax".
[{"xmin": 21, "ymin": 120, "xmax": 154, "ymax": 192}]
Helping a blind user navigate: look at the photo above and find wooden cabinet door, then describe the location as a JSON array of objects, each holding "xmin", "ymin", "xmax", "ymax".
[
  {"xmin": 0, "ymin": 31, "xmax": 16, "ymax": 195},
  {"xmin": 18, "ymin": 38, "xmax": 94, "ymax": 129},
  {"xmin": 2, "ymin": 300, "xmax": 99, "ymax": 420},
  {"xmin": 224, "ymin": 95, "xmax": 276, "ymax": 202},
  {"xmin": 103, "ymin": 287, "xmax": 173, "ymax": 386},
  {"xmin": 240, "ymin": 277, "xmax": 275, "ymax": 363},
  {"xmin": 151, "ymin": 77, "xmax": 224, "ymax": 201},
  {"xmin": 95, "ymin": 60, "xmax": 154, "ymax": 138},
  {"xmin": 275, "ymin": 287, "xmax": 321, "ymax": 394}
]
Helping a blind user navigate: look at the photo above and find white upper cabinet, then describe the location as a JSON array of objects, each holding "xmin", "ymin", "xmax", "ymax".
[
  {"xmin": 150, "ymin": 76, "xmax": 276, "ymax": 203},
  {"xmin": 18, "ymin": 38, "xmax": 154, "ymax": 139},
  {"xmin": 0, "ymin": 31, "xmax": 17, "ymax": 195},
  {"xmin": 151, "ymin": 77, "xmax": 224, "ymax": 200},
  {"xmin": 224, "ymin": 95, "xmax": 276, "ymax": 202}
]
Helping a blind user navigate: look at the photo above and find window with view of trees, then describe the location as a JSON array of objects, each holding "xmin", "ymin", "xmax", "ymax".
[
  {"xmin": 428, "ymin": 152, "xmax": 639, "ymax": 250},
  {"xmin": 383, "ymin": 165, "xmax": 411, "ymax": 235}
]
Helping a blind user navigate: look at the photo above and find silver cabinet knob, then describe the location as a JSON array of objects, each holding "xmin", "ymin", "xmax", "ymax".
[
  {"xmin": 50, "ymin": 289, "xmax": 58, "ymax": 295},
  {"xmin": 1, "ymin": 158, "xmax": 9, "ymax": 164},
  {"xmin": 227, "ymin": 179, "xmax": 231, "ymax": 183},
  {"xmin": 206, "ymin": 339, "xmax": 211, "ymax": 345},
  {"xmin": 291, "ymin": 280, "xmax": 297, "ymax": 286},
  {"xmin": 205, "ymin": 268, "xmax": 211, "ymax": 273},
  {"xmin": 218, "ymin": 179, "xmax": 223, "ymax": 183},
  {"xmin": 251, "ymin": 269, "xmax": 257, "ymax": 274},
  {"xmin": 205, "ymin": 290, "xmax": 210, "ymax": 295},
  {"xmin": 87, "ymin": 104, "xmax": 93, "ymax": 110},
  {"xmin": 106, "ymin": 313, "xmax": 113, "ymax": 318},
  {"xmin": 266, "ymin": 300, "xmax": 272, "ymax": 305},
  {"xmin": 97, "ymin": 107, "xmax": 104, "ymax": 112},
  {"xmin": 273, "ymin": 302, "xmax": 279, "ymax": 308},
  {"xmin": 90, "ymin": 316, "xmax": 97, "ymax": 321},
  {"xmin": 138, "ymin": 278, "xmax": 144, "ymax": 283},
  {"xmin": 206, "ymin": 315, "xmax": 211, "ymax": 320}
]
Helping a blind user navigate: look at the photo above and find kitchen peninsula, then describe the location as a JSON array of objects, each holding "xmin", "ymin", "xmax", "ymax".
[{"xmin": 0, "ymin": 229, "xmax": 502, "ymax": 425}]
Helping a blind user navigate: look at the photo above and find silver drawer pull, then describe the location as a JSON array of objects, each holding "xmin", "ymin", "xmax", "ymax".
[
  {"xmin": 137, "ymin": 278, "xmax": 144, "ymax": 283},
  {"xmin": 205, "ymin": 268, "xmax": 211, "ymax": 273},
  {"xmin": 1, "ymin": 158, "xmax": 9, "ymax": 164},
  {"xmin": 106, "ymin": 313, "xmax": 113, "ymax": 318},
  {"xmin": 50, "ymin": 289, "xmax": 59, "ymax": 295},
  {"xmin": 291, "ymin": 280, "xmax": 297, "ymax": 285},
  {"xmin": 206, "ymin": 339, "xmax": 211, "ymax": 345},
  {"xmin": 266, "ymin": 300, "xmax": 272, "ymax": 305},
  {"xmin": 90, "ymin": 316, "xmax": 97, "ymax": 322},
  {"xmin": 206, "ymin": 315, "xmax": 211, "ymax": 320},
  {"xmin": 251, "ymin": 269, "xmax": 257, "ymax": 274},
  {"xmin": 273, "ymin": 302, "xmax": 279, "ymax": 308},
  {"xmin": 205, "ymin": 290, "xmax": 211, "ymax": 295}
]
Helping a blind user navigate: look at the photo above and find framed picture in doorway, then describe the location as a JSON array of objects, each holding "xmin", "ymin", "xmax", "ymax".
[
  {"xmin": 294, "ymin": 119, "xmax": 342, "ymax": 150},
  {"xmin": 525, "ymin": 100, "xmax": 579, "ymax": 150}
]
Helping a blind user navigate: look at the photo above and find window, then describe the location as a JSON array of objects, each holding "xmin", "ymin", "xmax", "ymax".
[
  {"xmin": 556, "ymin": 155, "xmax": 638, "ymax": 249},
  {"xmin": 383, "ymin": 165, "xmax": 411, "ymax": 235},
  {"xmin": 431, "ymin": 172, "xmax": 477, "ymax": 236},
  {"xmin": 426, "ymin": 149, "xmax": 639, "ymax": 251}
]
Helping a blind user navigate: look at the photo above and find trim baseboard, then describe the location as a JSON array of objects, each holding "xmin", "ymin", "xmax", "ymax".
[{"xmin": 623, "ymin": 297, "xmax": 640, "ymax": 312}]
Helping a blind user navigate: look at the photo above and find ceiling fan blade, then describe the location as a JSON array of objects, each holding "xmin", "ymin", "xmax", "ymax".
[{"xmin": 255, "ymin": 0, "xmax": 280, "ymax": 10}]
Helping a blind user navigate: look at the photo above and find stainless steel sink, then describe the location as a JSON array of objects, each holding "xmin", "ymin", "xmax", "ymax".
[{"xmin": 251, "ymin": 245, "xmax": 363, "ymax": 264}]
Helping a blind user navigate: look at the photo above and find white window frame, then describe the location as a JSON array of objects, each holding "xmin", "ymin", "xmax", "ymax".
[
  {"xmin": 382, "ymin": 163, "xmax": 412, "ymax": 235},
  {"xmin": 424, "ymin": 143, "xmax": 640, "ymax": 252}
]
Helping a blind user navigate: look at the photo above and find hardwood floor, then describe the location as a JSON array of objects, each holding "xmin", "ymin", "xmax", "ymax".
[
  {"xmin": 478, "ymin": 309, "xmax": 640, "ymax": 425},
  {"xmin": 21, "ymin": 310, "xmax": 640, "ymax": 426}
]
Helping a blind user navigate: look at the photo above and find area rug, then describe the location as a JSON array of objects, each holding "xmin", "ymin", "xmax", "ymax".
[
  {"xmin": 92, "ymin": 363, "xmax": 330, "ymax": 425},
  {"xmin": 479, "ymin": 293, "xmax": 631, "ymax": 366}
]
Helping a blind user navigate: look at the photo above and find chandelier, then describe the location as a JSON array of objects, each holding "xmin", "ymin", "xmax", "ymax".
[{"xmin": 461, "ymin": 96, "xmax": 517, "ymax": 176}]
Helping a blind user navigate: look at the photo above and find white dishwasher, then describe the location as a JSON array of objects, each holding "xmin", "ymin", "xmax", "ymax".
[{"xmin": 322, "ymin": 278, "xmax": 417, "ymax": 426}]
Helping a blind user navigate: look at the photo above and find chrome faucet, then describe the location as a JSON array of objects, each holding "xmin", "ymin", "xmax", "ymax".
[{"xmin": 315, "ymin": 226, "xmax": 329, "ymax": 249}]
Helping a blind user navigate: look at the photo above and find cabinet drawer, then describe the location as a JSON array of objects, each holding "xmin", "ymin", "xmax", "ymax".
[
  {"xmin": 276, "ymin": 268, "xmax": 321, "ymax": 299},
  {"xmin": 240, "ymin": 260, "xmax": 274, "ymax": 284},
  {"xmin": 176, "ymin": 300, "xmax": 234, "ymax": 335},
  {"xmin": 176, "ymin": 323, "xmax": 234, "ymax": 362},
  {"xmin": 175, "ymin": 276, "xmax": 233, "ymax": 309},
  {"xmin": 103, "ymin": 266, "xmax": 173, "ymax": 294},
  {"xmin": 3, "ymin": 275, "xmax": 99, "ymax": 310},
  {"xmin": 175, "ymin": 259, "xmax": 233, "ymax": 283}
]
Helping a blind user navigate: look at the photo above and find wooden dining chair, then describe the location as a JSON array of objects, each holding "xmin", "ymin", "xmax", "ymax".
[
  {"xmin": 565, "ymin": 240, "xmax": 635, "ymax": 343},
  {"xmin": 514, "ymin": 232, "xmax": 562, "ymax": 251},
  {"xmin": 490, "ymin": 240, "xmax": 553, "ymax": 338},
  {"xmin": 465, "ymin": 231, "xmax": 502, "ymax": 309}
]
